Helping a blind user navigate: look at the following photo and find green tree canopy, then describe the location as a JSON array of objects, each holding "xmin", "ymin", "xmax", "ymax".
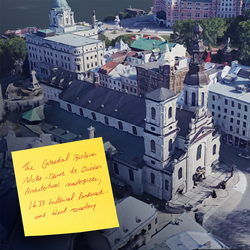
[{"xmin": 238, "ymin": 19, "xmax": 250, "ymax": 65}]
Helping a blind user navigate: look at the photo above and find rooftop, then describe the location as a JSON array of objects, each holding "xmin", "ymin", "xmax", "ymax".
[
  {"xmin": 44, "ymin": 34, "xmax": 100, "ymax": 47},
  {"xmin": 98, "ymin": 61, "xmax": 120, "ymax": 75},
  {"xmin": 146, "ymin": 88, "xmax": 176, "ymax": 102}
]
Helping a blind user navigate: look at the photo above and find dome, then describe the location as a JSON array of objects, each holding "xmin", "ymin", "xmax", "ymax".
[
  {"xmin": 159, "ymin": 44, "xmax": 175, "ymax": 67},
  {"xmin": 52, "ymin": 0, "xmax": 69, "ymax": 8}
]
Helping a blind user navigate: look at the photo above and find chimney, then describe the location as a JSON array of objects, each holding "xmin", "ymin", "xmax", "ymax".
[{"xmin": 88, "ymin": 126, "xmax": 95, "ymax": 139}]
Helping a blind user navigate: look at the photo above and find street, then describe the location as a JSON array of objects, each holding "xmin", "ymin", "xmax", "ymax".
[{"xmin": 204, "ymin": 142, "xmax": 250, "ymax": 249}]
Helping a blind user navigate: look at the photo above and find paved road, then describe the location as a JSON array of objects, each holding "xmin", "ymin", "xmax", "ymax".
[{"xmin": 204, "ymin": 142, "xmax": 250, "ymax": 249}]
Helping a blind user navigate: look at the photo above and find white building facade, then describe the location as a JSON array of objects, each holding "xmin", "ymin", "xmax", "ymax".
[{"xmin": 26, "ymin": 0, "xmax": 105, "ymax": 80}]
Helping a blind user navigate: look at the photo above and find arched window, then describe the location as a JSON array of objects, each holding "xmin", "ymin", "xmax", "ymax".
[
  {"xmin": 79, "ymin": 108, "xmax": 83, "ymax": 116},
  {"xmin": 67, "ymin": 104, "xmax": 72, "ymax": 112},
  {"xmin": 132, "ymin": 126, "xmax": 137, "ymax": 135},
  {"xmin": 165, "ymin": 180, "xmax": 169, "ymax": 190},
  {"xmin": 114, "ymin": 162, "xmax": 119, "ymax": 175},
  {"xmin": 192, "ymin": 92, "xmax": 196, "ymax": 106},
  {"xmin": 213, "ymin": 144, "xmax": 216, "ymax": 155},
  {"xmin": 201, "ymin": 92, "xmax": 204, "ymax": 106},
  {"xmin": 169, "ymin": 139, "xmax": 173, "ymax": 152},
  {"xmin": 151, "ymin": 173, "xmax": 155, "ymax": 184},
  {"xmin": 151, "ymin": 107, "xmax": 156, "ymax": 120},
  {"xmin": 91, "ymin": 112, "xmax": 96, "ymax": 120},
  {"xmin": 104, "ymin": 116, "xmax": 109, "ymax": 125},
  {"xmin": 197, "ymin": 144, "xmax": 202, "ymax": 160},
  {"xmin": 151, "ymin": 140, "xmax": 156, "ymax": 153},
  {"xmin": 178, "ymin": 168, "xmax": 182, "ymax": 179},
  {"xmin": 185, "ymin": 91, "xmax": 188, "ymax": 105},
  {"xmin": 118, "ymin": 121, "xmax": 123, "ymax": 130},
  {"xmin": 168, "ymin": 107, "xmax": 172, "ymax": 119}
]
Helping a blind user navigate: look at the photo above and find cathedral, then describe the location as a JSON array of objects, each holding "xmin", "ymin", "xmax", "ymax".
[{"xmin": 25, "ymin": 25, "xmax": 220, "ymax": 201}]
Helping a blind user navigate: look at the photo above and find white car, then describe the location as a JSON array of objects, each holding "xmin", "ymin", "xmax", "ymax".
[{"xmin": 238, "ymin": 153, "xmax": 250, "ymax": 160}]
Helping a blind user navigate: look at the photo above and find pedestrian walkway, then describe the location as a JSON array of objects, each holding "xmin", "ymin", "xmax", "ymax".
[{"xmin": 169, "ymin": 163, "xmax": 244, "ymax": 223}]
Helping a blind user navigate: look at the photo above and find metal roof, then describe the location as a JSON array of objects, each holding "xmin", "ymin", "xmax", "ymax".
[
  {"xmin": 146, "ymin": 88, "xmax": 176, "ymax": 102},
  {"xmin": 59, "ymin": 80, "xmax": 146, "ymax": 127}
]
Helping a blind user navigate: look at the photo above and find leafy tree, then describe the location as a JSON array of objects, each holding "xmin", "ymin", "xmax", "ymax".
[
  {"xmin": 98, "ymin": 34, "xmax": 111, "ymax": 48},
  {"xmin": 0, "ymin": 40, "xmax": 15, "ymax": 78},
  {"xmin": 103, "ymin": 15, "xmax": 115, "ymax": 22},
  {"xmin": 7, "ymin": 36, "xmax": 27, "ymax": 61},
  {"xmin": 111, "ymin": 35, "xmax": 134, "ymax": 47},
  {"xmin": 238, "ymin": 19, "xmax": 250, "ymax": 65}
]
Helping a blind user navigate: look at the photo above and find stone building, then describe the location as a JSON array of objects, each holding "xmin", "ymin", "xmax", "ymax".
[
  {"xmin": 136, "ymin": 45, "xmax": 188, "ymax": 97},
  {"xmin": 21, "ymin": 25, "xmax": 220, "ymax": 201},
  {"xmin": 26, "ymin": 0, "xmax": 105, "ymax": 80}
]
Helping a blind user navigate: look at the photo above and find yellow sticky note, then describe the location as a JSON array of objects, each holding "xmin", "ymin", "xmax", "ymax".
[{"xmin": 12, "ymin": 137, "xmax": 119, "ymax": 236}]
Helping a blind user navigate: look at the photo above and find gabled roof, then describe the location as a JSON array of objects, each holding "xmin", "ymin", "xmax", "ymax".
[
  {"xmin": 146, "ymin": 88, "xmax": 176, "ymax": 102},
  {"xmin": 98, "ymin": 61, "xmax": 120, "ymax": 75},
  {"xmin": 59, "ymin": 80, "xmax": 146, "ymax": 127},
  {"xmin": 41, "ymin": 68, "xmax": 77, "ymax": 89}
]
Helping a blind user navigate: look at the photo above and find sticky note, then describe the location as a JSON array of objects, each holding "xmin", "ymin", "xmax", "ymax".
[{"xmin": 12, "ymin": 137, "xmax": 119, "ymax": 236}]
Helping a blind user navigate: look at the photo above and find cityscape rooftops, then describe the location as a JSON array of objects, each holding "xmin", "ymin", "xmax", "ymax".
[{"xmin": 98, "ymin": 61, "xmax": 120, "ymax": 75}]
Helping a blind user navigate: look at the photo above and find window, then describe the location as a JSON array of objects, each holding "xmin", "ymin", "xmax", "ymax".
[
  {"xmin": 201, "ymin": 93, "xmax": 204, "ymax": 106},
  {"xmin": 187, "ymin": 12, "xmax": 192, "ymax": 17},
  {"xmin": 197, "ymin": 144, "xmax": 202, "ymax": 160},
  {"xmin": 192, "ymin": 92, "xmax": 195, "ymax": 106},
  {"xmin": 212, "ymin": 104, "xmax": 215, "ymax": 109},
  {"xmin": 91, "ymin": 112, "xmax": 96, "ymax": 120},
  {"xmin": 169, "ymin": 139, "xmax": 173, "ymax": 152},
  {"xmin": 231, "ymin": 111, "xmax": 234, "ymax": 115},
  {"xmin": 244, "ymin": 105, "xmax": 248, "ymax": 112},
  {"xmin": 230, "ymin": 126, "xmax": 233, "ymax": 131},
  {"xmin": 230, "ymin": 118, "xmax": 233, "ymax": 123},
  {"xmin": 148, "ymin": 224, "xmax": 151, "ymax": 230},
  {"xmin": 118, "ymin": 121, "xmax": 123, "ymax": 130},
  {"xmin": 151, "ymin": 140, "xmax": 156, "ymax": 153},
  {"xmin": 212, "ymin": 95, "xmax": 215, "ymax": 101},
  {"xmin": 238, "ymin": 103, "xmax": 241, "ymax": 109},
  {"xmin": 165, "ymin": 180, "xmax": 169, "ymax": 190},
  {"xmin": 114, "ymin": 163, "xmax": 119, "ymax": 175},
  {"xmin": 129, "ymin": 169, "xmax": 134, "ymax": 181},
  {"xmin": 168, "ymin": 107, "xmax": 172, "ymax": 119},
  {"xmin": 151, "ymin": 173, "xmax": 155, "ymax": 184},
  {"xmin": 132, "ymin": 126, "xmax": 137, "ymax": 135},
  {"xmin": 67, "ymin": 104, "xmax": 72, "ymax": 112},
  {"xmin": 79, "ymin": 108, "xmax": 83, "ymax": 116},
  {"xmin": 204, "ymin": 13, "xmax": 208, "ymax": 18},
  {"xmin": 155, "ymin": 218, "xmax": 157, "ymax": 224},
  {"xmin": 236, "ymin": 128, "xmax": 239, "ymax": 134},
  {"xmin": 195, "ymin": 12, "xmax": 200, "ymax": 17},
  {"xmin": 244, "ymin": 115, "xmax": 247, "ymax": 120},
  {"xmin": 213, "ymin": 144, "xmax": 216, "ymax": 155},
  {"xmin": 178, "ymin": 168, "xmax": 182, "ymax": 179},
  {"xmin": 237, "ymin": 120, "xmax": 240, "ymax": 125},
  {"xmin": 231, "ymin": 101, "xmax": 234, "ymax": 107},
  {"xmin": 104, "ymin": 116, "xmax": 109, "ymax": 125},
  {"xmin": 243, "ymin": 122, "xmax": 246, "ymax": 128},
  {"xmin": 151, "ymin": 107, "xmax": 156, "ymax": 120},
  {"xmin": 225, "ymin": 99, "xmax": 228, "ymax": 105},
  {"xmin": 185, "ymin": 91, "xmax": 188, "ymax": 105},
  {"xmin": 218, "ymin": 106, "xmax": 220, "ymax": 111},
  {"xmin": 224, "ymin": 108, "xmax": 227, "ymax": 113},
  {"xmin": 243, "ymin": 130, "xmax": 246, "ymax": 136}
]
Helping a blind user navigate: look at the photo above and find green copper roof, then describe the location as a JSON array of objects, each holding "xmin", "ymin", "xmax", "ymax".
[
  {"xmin": 22, "ymin": 106, "xmax": 45, "ymax": 122},
  {"xmin": 131, "ymin": 37, "xmax": 176, "ymax": 53},
  {"xmin": 52, "ymin": 0, "xmax": 69, "ymax": 8}
]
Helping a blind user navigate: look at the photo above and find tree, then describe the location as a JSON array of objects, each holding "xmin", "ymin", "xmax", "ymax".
[
  {"xmin": 0, "ymin": 40, "xmax": 15, "ymax": 78},
  {"xmin": 7, "ymin": 36, "xmax": 27, "ymax": 61},
  {"xmin": 238, "ymin": 20, "xmax": 250, "ymax": 65},
  {"xmin": 111, "ymin": 35, "xmax": 134, "ymax": 47}
]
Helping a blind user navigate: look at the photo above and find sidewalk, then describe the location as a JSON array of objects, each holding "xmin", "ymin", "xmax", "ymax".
[{"xmin": 169, "ymin": 163, "xmax": 245, "ymax": 223}]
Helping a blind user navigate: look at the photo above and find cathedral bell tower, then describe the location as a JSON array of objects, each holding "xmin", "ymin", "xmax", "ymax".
[
  {"xmin": 143, "ymin": 88, "xmax": 179, "ymax": 170},
  {"xmin": 182, "ymin": 25, "xmax": 210, "ymax": 117},
  {"xmin": 49, "ymin": 0, "xmax": 76, "ymax": 33}
]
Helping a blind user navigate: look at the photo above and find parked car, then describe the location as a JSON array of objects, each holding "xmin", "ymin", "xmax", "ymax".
[{"xmin": 238, "ymin": 153, "xmax": 250, "ymax": 160}]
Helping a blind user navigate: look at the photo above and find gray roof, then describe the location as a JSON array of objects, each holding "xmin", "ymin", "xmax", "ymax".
[
  {"xmin": 27, "ymin": 104, "xmax": 145, "ymax": 167},
  {"xmin": 59, "ymin": 80, "xmax": 146, "ymax": 127},
  {"xmin": 44, "ymin": 34, "xmax": 101, "ymax": 47},
  {"xmin": 136, "ymin": 61, "xmax": 159, "ymax": 72},
  {"xmin": 41, "ymin": 68, "xmax": 77, "ymax": 89},
  {"xmin": 146, "ymin": 88, "xmax": 176, "ymax": 102},
  {"xmin": 176, "ymin": 108, "xmax": 195, "ymax": 137}
]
